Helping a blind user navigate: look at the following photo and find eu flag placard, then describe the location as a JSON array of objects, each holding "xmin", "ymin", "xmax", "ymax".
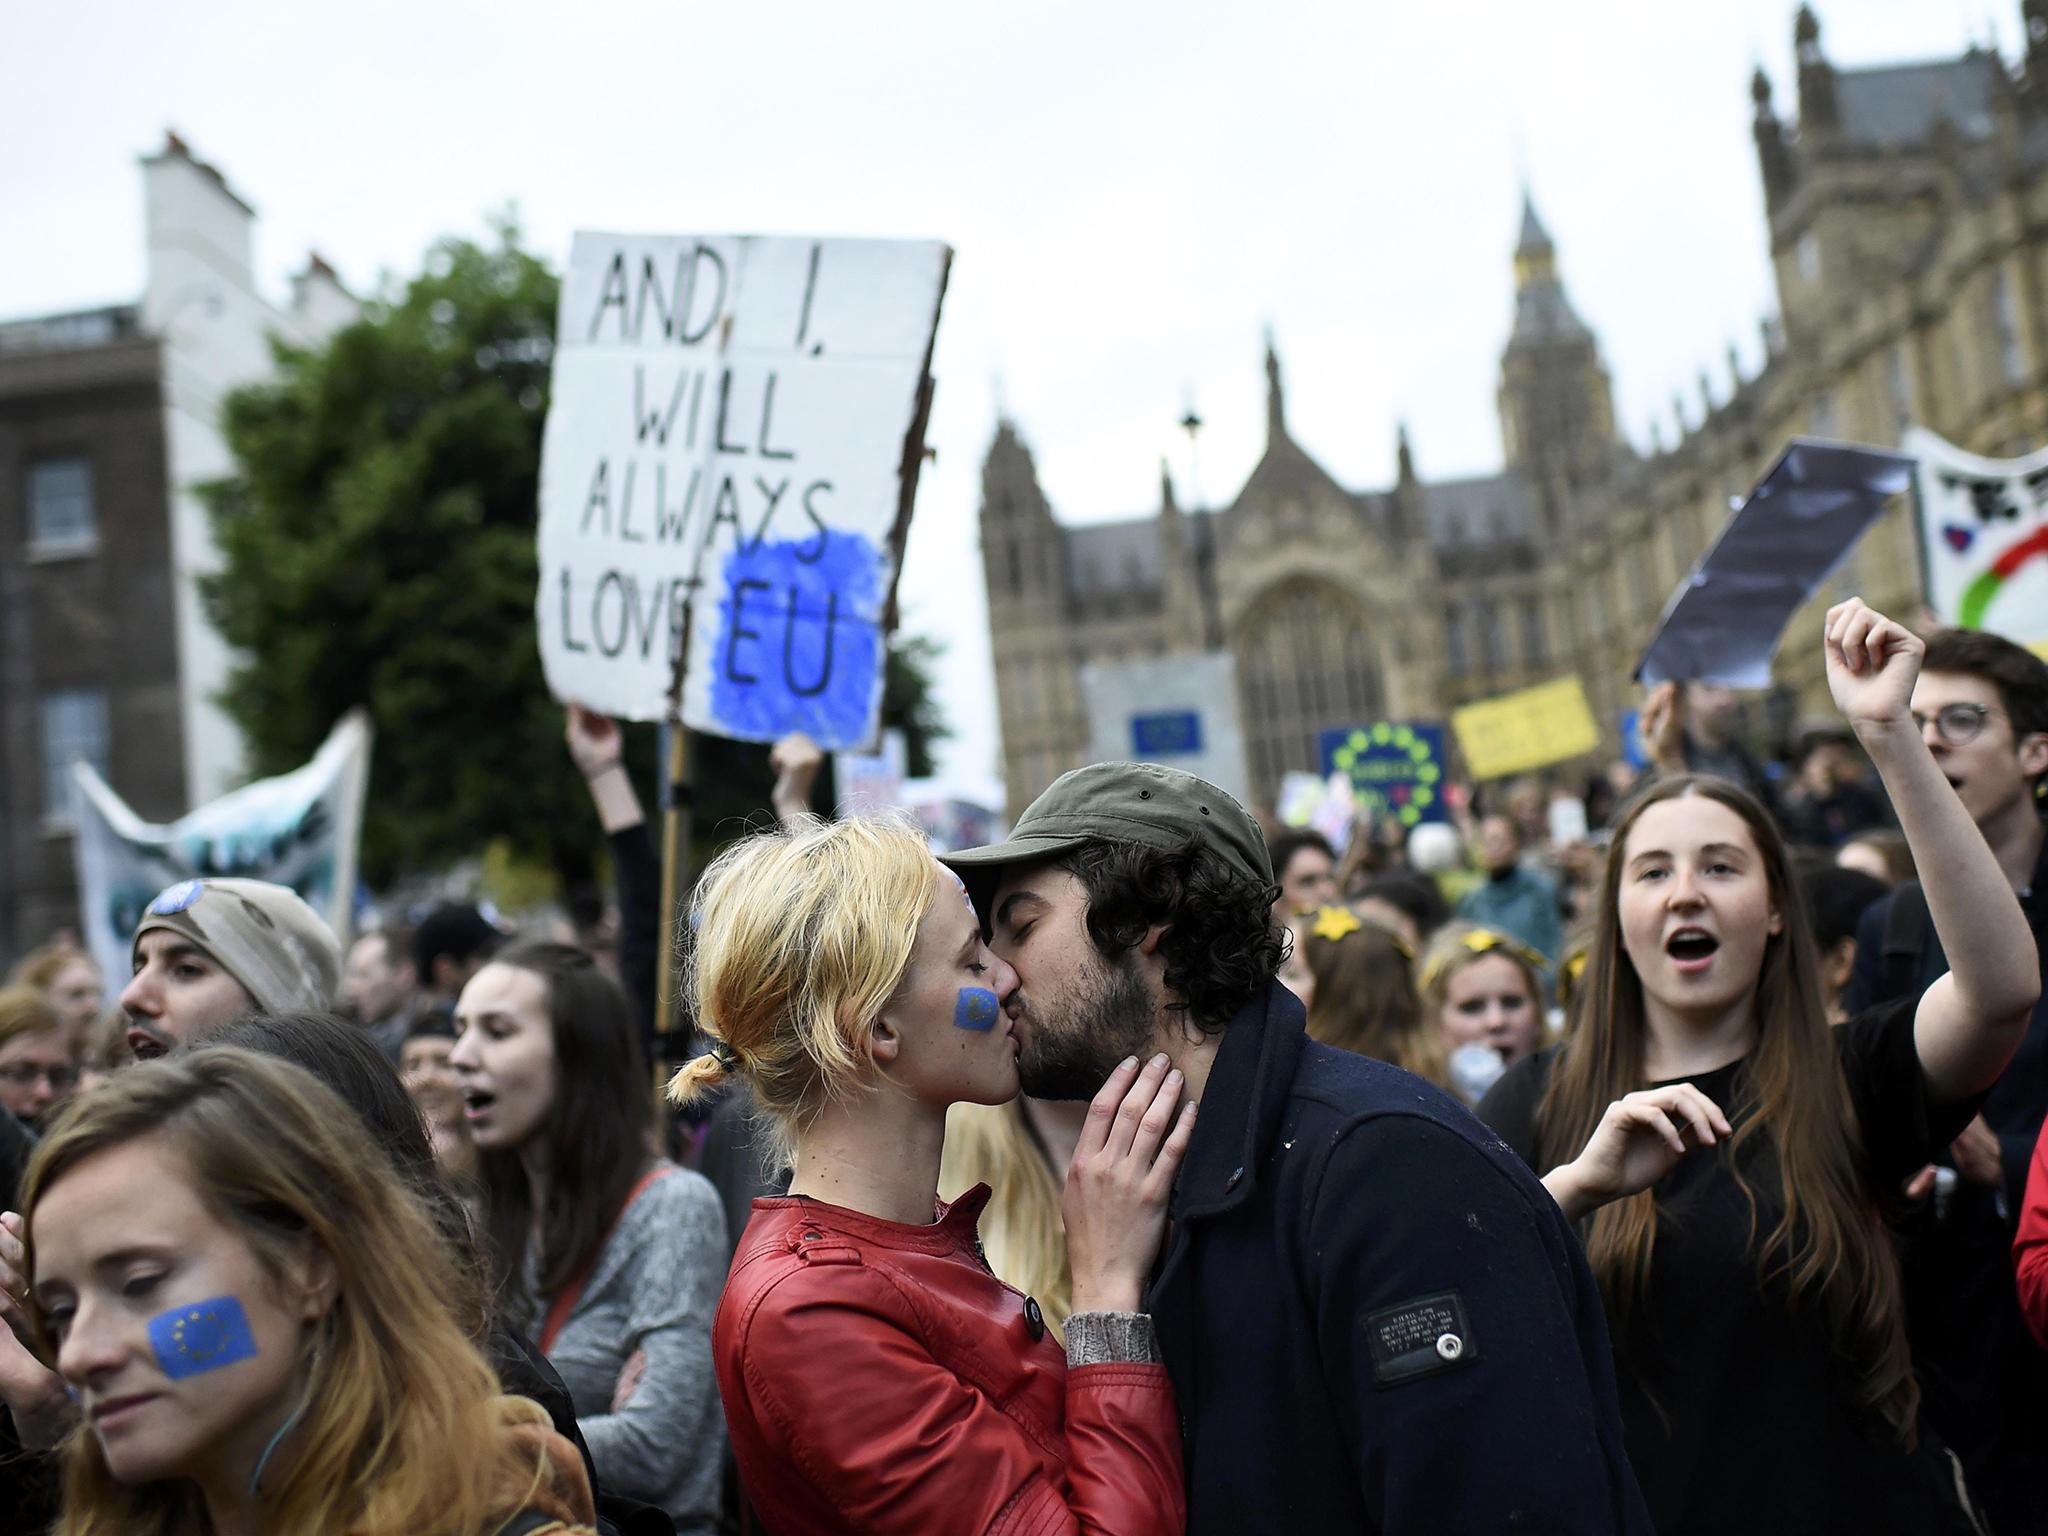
[
  {"xmin": 149, "ymin": 1296, "xmax": 259, "ymax": 1380},
  {"xmin": 1319, "ymin": 723, "xmax": 1449, "ymax": 829}
]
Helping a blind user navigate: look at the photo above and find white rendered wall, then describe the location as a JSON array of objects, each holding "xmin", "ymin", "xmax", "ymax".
[{"xmin": 140, "ymin": 148, "xmax": 355, "ymax": 807}]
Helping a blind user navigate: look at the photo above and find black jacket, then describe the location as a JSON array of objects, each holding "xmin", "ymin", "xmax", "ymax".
[{"xmin": 1145, "ymin": 983, "xmax": 1652, "ymax": 1534}]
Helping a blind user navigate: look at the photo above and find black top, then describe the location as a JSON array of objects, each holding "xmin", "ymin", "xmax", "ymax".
[{"xmin": 1478, "ymin": 999, "xmax": 1986, "ymax": 1536}]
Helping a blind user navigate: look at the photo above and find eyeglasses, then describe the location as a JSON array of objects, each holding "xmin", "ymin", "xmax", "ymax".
[
  {"xmin": 0, "ymin": 1062, "xmax": 78, "ymax": 1091},
  {"xmin": 1909, "ymin": 703, "xmax": 1999, "ymax": 746}
]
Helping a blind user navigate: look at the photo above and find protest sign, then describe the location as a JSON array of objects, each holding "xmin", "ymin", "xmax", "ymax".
[
  {"xmin": 1276, "ymin": 771, "xmax": 1357, "ymax": 853},
  {"xmin": 1318, "ymin": 722, "xmax": 1448, "ymax": 830},
  {"xmin": 1906, "ymin": 426, "xmax": 2048, "ymax": 651},
  {"xmin": 1636, "ymin": 438, "xmax": 1914, "ymax": 687},
  {"xmin": 71, "ymin": 712, "xmax": 371, "ymax": 990},
  {"xmin": 1451, "ymin": 676, "xmax": 1600, "ymax": 781},
  {"xmin": 1080, "ymin": 652, "xmax": 1250, "ymax": 803},
  {"xmin": 535, "ymin": 234, "xmax": 951, "ymax": 750},
  {"xmin": 836, "ymin": 728, "xmax": 908, "ymax": 817}
]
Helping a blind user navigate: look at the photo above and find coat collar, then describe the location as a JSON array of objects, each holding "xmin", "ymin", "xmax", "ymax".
[{"xmin": 1170, "ymin": 980, "xmax": 1308, "ymax": 1223}]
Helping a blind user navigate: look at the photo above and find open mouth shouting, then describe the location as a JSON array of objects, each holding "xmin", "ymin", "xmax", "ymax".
[
  {"xmin": 460, "ymin": 1087, "xmax": 497, "ymax": 1125},
  {"xmin": 1664, "ymin": 927, "xmax": 1721, "ymax": 976}
]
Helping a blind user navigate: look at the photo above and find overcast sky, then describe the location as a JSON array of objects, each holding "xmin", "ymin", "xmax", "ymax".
[{"xmin": 2, "ymin": 2, "xmax": 2003, "ymax": 798}]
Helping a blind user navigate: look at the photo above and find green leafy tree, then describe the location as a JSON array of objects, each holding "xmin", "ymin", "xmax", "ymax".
[
  {"xmin": 202, "ymin": 219, "xmax": 582, "ymax": 887},
  {"xmin": 204, "ymin": 220, "xmax": 949, "ymax": 889}
]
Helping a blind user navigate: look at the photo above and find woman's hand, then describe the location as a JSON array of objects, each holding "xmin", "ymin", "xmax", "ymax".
[
  {"xmin": 1542, "ymin": 1085, "xmax": 1731, "ymax": 1223},
  {"xmin": 565, "ymin": 703, "xmax": 623, "ymax": 778},
  {"xmin": 0, "ymin": 1210, "xmax": 71, "ymax": 1451},
  {"xmin": 1824, "ymin": 598, "xmax": 1923, "ymax": 737},
  {"xmin": 1637, "ymin": 682, "xmax": 1688, "ymax": 774},
  {"xmin": 1063, "ymin": 1054, "xmax": 1197, "ymax": 1315}
]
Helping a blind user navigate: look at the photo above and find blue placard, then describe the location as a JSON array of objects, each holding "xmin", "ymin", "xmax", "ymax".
[
  {"xmin": 1618, "ymin": 710, "xmax": 1648, "ymax": 771},
  {"xmin": 1319, "ymin": 723, "xmax": 1449, "ymax": 829},
  {"xmin": 1131, "ymin": 711, "xmax": 1204, "ymax": 758}
]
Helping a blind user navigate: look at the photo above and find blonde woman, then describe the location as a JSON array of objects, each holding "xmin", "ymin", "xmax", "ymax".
[
  {"xmin": 1418, "ymin": 922, "xmax": 1550, "ymax": 1098},
  {"xmin": 939, "ymin": 1098, "xmax": 1081, "ymax": 1342},
  {"xmin": 670, "ymin": 815, "xmax": 1190, "ymax": 1534},
  {"xmin": 0, "ymin": 986, "xmax": 79, "ymax": 1132},
  {"xmin": 16, "ymin": 1047, "xmax": 597, "ymax": 1535}
]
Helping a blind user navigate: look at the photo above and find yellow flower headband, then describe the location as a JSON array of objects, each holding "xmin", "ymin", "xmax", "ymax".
[
  {"xmin": 1419, "ymin": 928, "xmax": 1548, "ymax": 992},
  {"xmin": 1556, "ymin": 947, "xmax": 1590, "ymax": 1006},
  {"xmin": 1306, "ymin": 906, "xmax": 1415, "ymax": 960}
]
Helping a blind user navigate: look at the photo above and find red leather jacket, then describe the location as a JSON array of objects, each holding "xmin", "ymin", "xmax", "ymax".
[{"xmin": 715, "ymin": 1185, "xmax": 1185, "ymax": 1535}]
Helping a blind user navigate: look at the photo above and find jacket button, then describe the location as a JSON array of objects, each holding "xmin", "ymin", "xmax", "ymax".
[
  {"xmin": 1436, "ymin": 1333, "xmax": 1464, "ymax": 1361},
  {"xmin": 1023, "ymin": 1297, "xmax": 1046, "ymax": 1340},
  {"xmin": 1225, "ymin": 1167, "xmax": 1244, "ymax": 1191},
  {"xmin": 801, "ymin": 1230, "xmax": 821, "ymax": 1242}
]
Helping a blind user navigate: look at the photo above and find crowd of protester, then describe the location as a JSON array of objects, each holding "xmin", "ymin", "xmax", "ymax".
[{"xmin": 0, "ymin": 596, "xmax": 2042, "ymax": 1533}]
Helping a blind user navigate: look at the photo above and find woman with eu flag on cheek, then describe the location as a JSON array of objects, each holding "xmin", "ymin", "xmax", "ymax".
[
  {"xmin": 669, "ymin": 814, "xmax": 1192, "ymax": 1535},
  {"xmin": 20, "ymin": 1048, "xmax": 601, "ymax": 1536}
]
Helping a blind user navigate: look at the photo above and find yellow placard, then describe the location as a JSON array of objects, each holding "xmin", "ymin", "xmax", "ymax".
[{"xmin": 1451, "ymin": 676, "xmax": 1601, "ymax": 781}]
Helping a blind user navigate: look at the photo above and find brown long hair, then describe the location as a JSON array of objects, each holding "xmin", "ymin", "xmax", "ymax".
[
  {"xmin": 23, "ymin": 1049, "xmax": 563, "ymax": 1535},
  {"xmin": 1303, "ymin": 915, "xmax": 1449, "ymax": 1086},
  {"xmin": 1533, "ymin": 774, "xmax": 1917, "ymax": 1440}
]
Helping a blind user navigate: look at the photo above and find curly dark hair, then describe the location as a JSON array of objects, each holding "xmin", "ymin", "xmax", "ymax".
[{"xmin": 1057, "ymin": 836, "xmax": 1285, "ymax": 1032}]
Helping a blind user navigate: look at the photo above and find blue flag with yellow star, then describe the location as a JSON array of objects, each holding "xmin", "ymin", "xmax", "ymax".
[{"xmin": 149, "ymin": 1296, "xmax": 259, "ymax": 1379}]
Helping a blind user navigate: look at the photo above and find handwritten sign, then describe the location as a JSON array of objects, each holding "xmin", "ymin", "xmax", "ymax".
[
  {"xmin": 1451, "ymin": 676, "xmax": 1600, "ymax": 781},
  {"xmin": 1907, "ymin": 426, "xmax": 2048, "ymax": 650},
  {"xmin": 535, "ymin": 234, "xmax": 950, "ymax": 749},
  {"xmin": 1318, "ymin": 723, "xmax": 1448, "ymax": 829}
]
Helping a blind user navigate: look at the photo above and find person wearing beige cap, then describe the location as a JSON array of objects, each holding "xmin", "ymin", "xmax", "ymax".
[{"xmin": 118, "ymin": 878, "xmax": 343, "ymax": 1060}]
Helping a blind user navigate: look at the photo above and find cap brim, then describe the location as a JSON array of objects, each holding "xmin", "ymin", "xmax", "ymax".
[{"xmin": 940, "ymin": 832, "xmax": 1091, "ymax": 871}]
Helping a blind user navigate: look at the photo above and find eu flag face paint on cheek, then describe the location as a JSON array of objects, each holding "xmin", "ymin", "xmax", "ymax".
[
  {"xmin": 954, "ymin": 988, "xmax": 1000, "ymax": 1031},
  {"xmin": 148, "ymin": 1296, "xmax": 259, "ymax": 1380}
]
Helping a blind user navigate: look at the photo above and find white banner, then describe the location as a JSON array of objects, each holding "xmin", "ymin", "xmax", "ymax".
[
  {"xmin": 1906, "ymin": 426, "xmax": 2048, "ymax": 649},
  {"xmin": 71, "ymin": 711, "xmax": 372, "ymax": 988},
  {"xmin": 1080, "ymin": 651, "xmax": 1251, "ymax": 804},
  {"xmin": 535, "ymin": 233, "xmax": 950, "ymax": 749}
]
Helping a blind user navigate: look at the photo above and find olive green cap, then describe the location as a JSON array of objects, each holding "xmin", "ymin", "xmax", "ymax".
[{"xmin": 943, "ymin": 761, "xmax": 1273, "ymax": 890}]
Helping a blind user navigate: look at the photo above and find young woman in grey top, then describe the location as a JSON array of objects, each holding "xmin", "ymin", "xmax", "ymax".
[{"xmin": 451, "ymin": 939, "xmax": 727, "ymax": 1534}]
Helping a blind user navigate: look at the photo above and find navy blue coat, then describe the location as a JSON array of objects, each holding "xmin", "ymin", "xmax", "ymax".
[{"xmin": 1145, "ymin": 983, "xmax": 1652, "ymax": 1534}]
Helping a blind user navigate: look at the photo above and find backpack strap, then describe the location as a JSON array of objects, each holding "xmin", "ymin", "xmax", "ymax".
[
  {"xmin": 1880, "ymin": 881, "xmax": 1935, "ymax": 1000},
  {"xmin": 537, "ymin": 1167, "xmax": 674, "ymax": 1355}
]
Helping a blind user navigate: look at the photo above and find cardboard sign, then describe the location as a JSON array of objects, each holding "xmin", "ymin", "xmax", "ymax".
[
  {"xmin": 535, "ymin": 234, "xmax": 950, "ymax": 749},
  {"xmin": 1079, "ymin": 652, "xmax": 1250, "ymax": 803},
  {"xmin": 1906, "ymin": 426, "xmax": 2048, "ymax": 650},
  {"xmin": 70, "ymin": 712, "xmax": 371, "ymax": 988},
  {"xmin": 1636, "ymin": 438, "xmax": 1914, "ymax": 687},
  {"xmin": 1319, "ymin": 723, "xmax": 1449, "ymax": 829},
  {"xmin": 1451, "ymin": 677, "xmax": 1600, "ymax": 781}
]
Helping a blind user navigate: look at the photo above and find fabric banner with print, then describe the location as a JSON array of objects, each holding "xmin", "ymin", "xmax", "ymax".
[
  {"xmin": 71, "ymin": 712, "xmax": 371, "ymax": 988},
  {"xmin": 1906, "ymin": 426, "xmax": 2048, "ymax": 652}
]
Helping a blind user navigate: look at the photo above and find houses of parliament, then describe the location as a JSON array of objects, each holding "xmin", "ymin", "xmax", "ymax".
[{"xmin": 977, "ymin": 5, "xmax": 2048, "ymax": 817}]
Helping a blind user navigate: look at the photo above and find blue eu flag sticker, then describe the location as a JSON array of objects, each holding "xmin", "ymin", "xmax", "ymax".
[{"xmin": 149, "ymin": 1296, "xmax": 259, "ymax": 1380}]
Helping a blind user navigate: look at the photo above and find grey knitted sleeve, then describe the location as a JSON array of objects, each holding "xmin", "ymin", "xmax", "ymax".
[
  {"xmin": 573, "ymin": 1171, "xmax": 729, "ymax": 1534},
  {"xmin": 1063, "ymin": 1310, "xmax": 1163, "ymax": 1367}
]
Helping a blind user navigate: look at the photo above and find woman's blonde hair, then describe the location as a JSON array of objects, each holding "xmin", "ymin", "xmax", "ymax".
[
  {"xmin": 669, "ymin": 815, "xmax": 941, "ymax": 1166},
  {"xmin": 939, "ymin": 1101, "xmax": 1072, "ymax": 1342},
  {"xmin": 7, "ymin": 939, "xmax": 93, "ymax": 994},
  {"xmin": 24, "ymin": 1049, "xmax": 562, "ymax": 1536},
  {"xmin": 1416, "ymin": 922, "xmax": 1546, "ymax": 1025},
  {"xmin": 0, "ymin": 983, "xmax": 66, "ymax": 1053}
]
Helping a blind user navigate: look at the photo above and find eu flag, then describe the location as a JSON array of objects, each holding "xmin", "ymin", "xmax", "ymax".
[{"xmin": 149, "ymin": 1296, "xmax": 259, "ymax": 1380}]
